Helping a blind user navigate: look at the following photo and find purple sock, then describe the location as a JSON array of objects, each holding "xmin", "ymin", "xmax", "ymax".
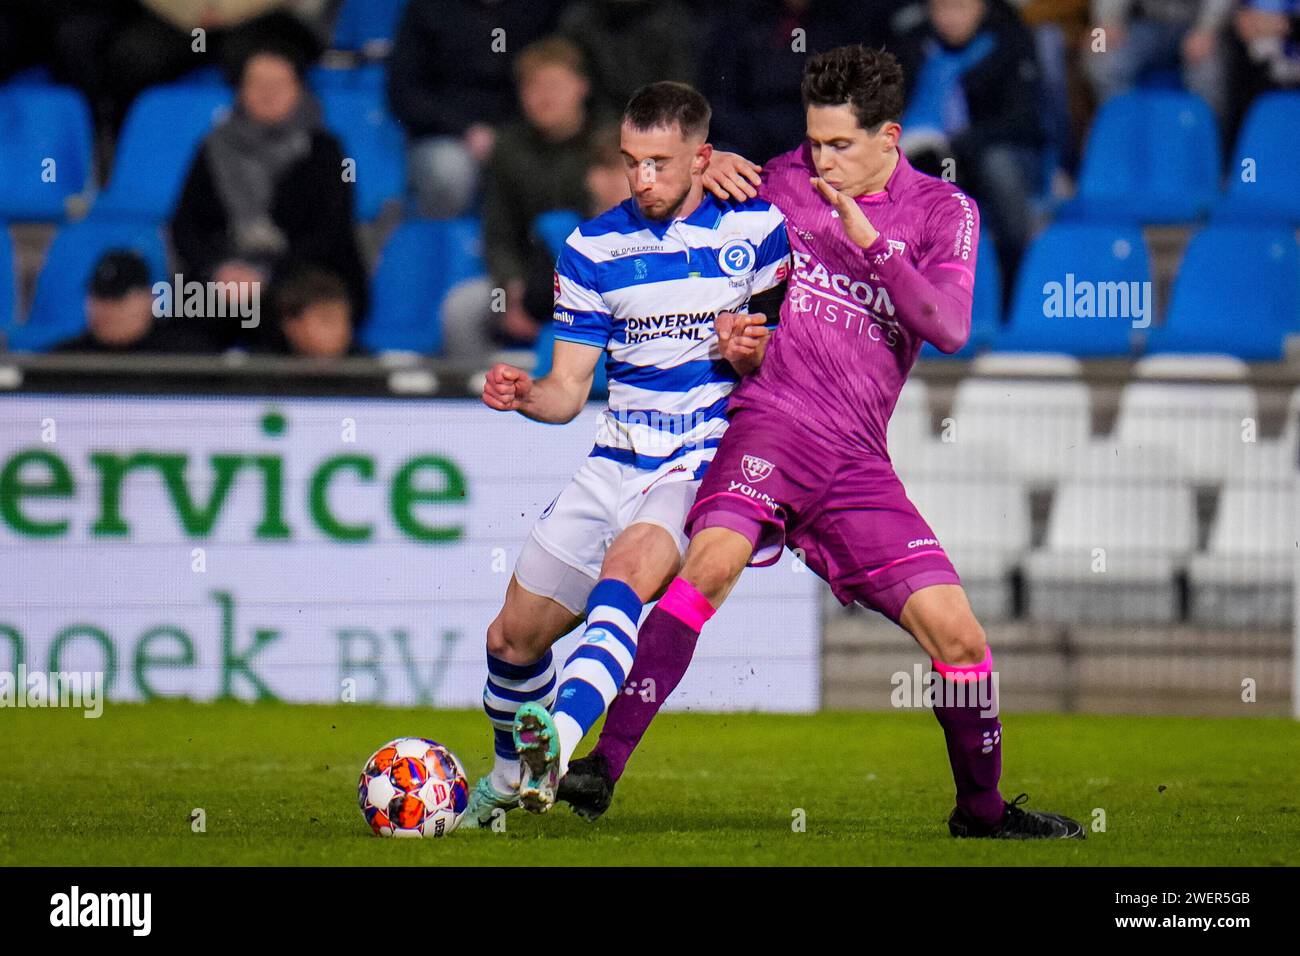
[
  {"xmin": 930, "ymin": 648, "xmax": 1004, "ymax": 828},
  {"xmin": 591, "ymin": 578, "xmax": 713, "ymax": 781}
]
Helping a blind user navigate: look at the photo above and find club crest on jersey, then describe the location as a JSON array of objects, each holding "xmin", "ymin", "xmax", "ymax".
[
  {"xmin": 718, "ymin": 238, "xmax": 756, "ymax": 277},
  {"xmin": 741, "ymin": 454, "xmax": 774, "ymax": 483}
]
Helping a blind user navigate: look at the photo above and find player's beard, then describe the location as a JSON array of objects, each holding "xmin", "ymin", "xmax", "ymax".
[{"xmin": 637, "ymin": 181, "xmax": 693, "ymax": 222}]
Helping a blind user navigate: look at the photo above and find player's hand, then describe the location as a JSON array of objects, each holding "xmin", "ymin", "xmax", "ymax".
[
  {"xmin": 704, "ymin": 151, "xmax": 763, "ymax": 202},
  {"xmin": 811, "ymin": 177, "xmax": 880, "ymax": 251},
  {"xmin": 716, "ymin": 311, "xmax": 769, "ymax": 366},
  {"xmin": 482, "ymin": 363, "xmax": 533, "ymax": 411}
]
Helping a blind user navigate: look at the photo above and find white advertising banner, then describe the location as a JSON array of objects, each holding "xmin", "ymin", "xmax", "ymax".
[{"xmin": 0, "ymin": 396, "xmax": 821, "ymax": 711}]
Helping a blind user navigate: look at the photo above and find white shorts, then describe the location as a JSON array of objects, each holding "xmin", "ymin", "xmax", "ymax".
[{"xmin": 514, "ymin": 449, "xmax": 713, "ymax": 615}]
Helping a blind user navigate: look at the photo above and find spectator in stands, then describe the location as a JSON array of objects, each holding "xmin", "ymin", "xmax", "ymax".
[
  {"xmin": 387, "ymin": 0, "xmax": 562, "ymax": 218},
  {"xmin": 266, "ymin": 267, "xmax": 361, "ymax": 358},
  {"xmin": 585, "ymin": 124, "xmax": 631, "ymax": 215},
  {"xmin": 101, "ymin": 1, "xmax": 330, "ymax": 132},
  {"xmin": 54, "ymin": 250, "xmax": 218, "ymax": 353},
  {"xmin": 476, "ymin": 38, "xmax": 609, "ymax": 354},
  {"xmin": 1084, "ymin": 0, "xmax": 1232, "ymax": 119},
  {"xmin": 893, "ymin": 0, "xmax": 1047, "ymax": 298},
  {"xmin": 1226, "ymin": 0, "xmax": 1300, "ymax": 139},
  {"xmin": 559, "ymin": 0, "xmax": 699, "ymax": 116},
  {"xmin": 171, "ymin": 46, "xmax": 367, "ymax": 350},
  {"xmin": 700, "ymin": 0, "xmax": 893, "ymax": 162},
  {"xmin": 1018, "ymin": 0, "xmax": 1093, "ymax": 175}
]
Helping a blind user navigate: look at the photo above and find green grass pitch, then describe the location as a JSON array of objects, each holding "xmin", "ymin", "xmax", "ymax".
[{"xmin": 2, "ymin": 702, "xmax": 1296, "ymax": 866}]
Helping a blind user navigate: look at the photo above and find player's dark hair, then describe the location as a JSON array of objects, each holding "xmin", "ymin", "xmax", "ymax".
[
  {"xmin": 622, "ymin": 81, "xmax": 711, "ymax": 141},
  {"xmin": 801, "ymin": 45, "xmax": 905, "ymax": 132}
]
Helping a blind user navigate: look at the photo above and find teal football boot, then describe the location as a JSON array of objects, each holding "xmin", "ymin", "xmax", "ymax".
[{"xmin": 514, "ymin": 701, "xmax": 561, "ymax": 813}]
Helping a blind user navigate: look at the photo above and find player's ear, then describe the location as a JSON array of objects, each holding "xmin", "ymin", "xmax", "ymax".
[
  {"xmin": 878, "ymin": 122, "xmax": 902, "ymax": 152},
  {"xmin": 693, "ymin": 143, "xmax": 714, "ymax": 176}
]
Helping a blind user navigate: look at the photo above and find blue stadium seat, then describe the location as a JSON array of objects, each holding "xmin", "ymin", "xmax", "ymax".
[
  {"xmin": 992, "ymin": 223, "xmax": 1150, "ymax": 356},
  {"xmin": 920, "ymin": 235, "xmax": 1002, "ymax": 359},
  {"xmin": 6, "ymin": 221, "xmax": 167, "ymax": 352},
  {"xmin": 0, "ymin": 227, "xmax": 15, "ymax": 336},
  {"xmin": 0, "ymin": 84, "xmax": 94, "ymax": 221},
  {"xmin": 1059, "ymin": 91, "xmax": 1222, "ymax": 224},
  {"xmin": 171, "ymin": 66, "xmax": 226, "ymax": 87},
  {"xmin": 91, "ymin": 84, "xmax": 232, "ymax": 222},
  {"xmin": 360, "ymin": 218, "xmax": 484, "ymax": 355},
  {"xmin": 1144, "ymin": 226, "xmax": 1300, "ymax": 361},
  {"xmin": 532, "ymin": 319, "xmax": 610, "ymax": 399},
  {"xmin": 332, "ymin": 0, "xmax": 410, "ymax": 54},
  {"xmin": 1213, "ymin": 92, "xmax": 1300, "ymax": 226},
  {"xmin": 309, "ymin": 63, "xmax": 386, "ymax": 92},
  {"xmin": 319, "ymin": 88, "xmax": 405, "ymax": 221},
  {"xmin": 532, "ymin": 210, "xmax": 584, "ymax": 259}
]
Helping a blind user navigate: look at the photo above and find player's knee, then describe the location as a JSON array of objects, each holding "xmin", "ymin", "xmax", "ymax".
[
  {"xmin": 485, "ymin": 614, "xmax": 539, "ymax": 665},
  {"xmin": 933, "ymin": 619, "xmax": 987, "ymax": 668}
]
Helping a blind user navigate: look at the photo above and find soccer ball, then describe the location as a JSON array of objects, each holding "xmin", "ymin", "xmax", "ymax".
[{"xmin": 357, "ymin": 737, "xmax": 469, "ymax": 838}]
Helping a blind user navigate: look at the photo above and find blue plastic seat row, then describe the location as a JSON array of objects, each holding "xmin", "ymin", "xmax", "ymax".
[
  {"xmin": 0, "ymin": 74, "xmax": 405, "ymax": 225},
  {"xmin": 5, "ymin": 217, "xmax": 1297, "ymax": 363},
  {"xmin": 1058, "ymin": 90, "xmax": 1300, "ymax": 227},
  {"xmin": 975, "ymin": 222, "xmax": 1300, "ymax": 361}
]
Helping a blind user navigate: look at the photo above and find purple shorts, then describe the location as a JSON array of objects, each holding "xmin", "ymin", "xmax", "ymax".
[{"xmin": 686, "ymin": 405, "xmax": 961, "ymax": 624}]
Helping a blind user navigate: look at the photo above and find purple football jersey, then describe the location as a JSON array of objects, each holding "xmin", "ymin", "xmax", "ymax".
[{"xmin": 729, "ymin": 145, "xmax": 980, "ymax": 459}]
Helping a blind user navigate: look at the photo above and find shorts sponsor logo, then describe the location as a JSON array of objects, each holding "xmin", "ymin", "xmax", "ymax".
[
  {"xmin": 907, "ymin": 537, "xmax": 940, "ymax": 549},
  {"xmin": 728, "ymin": 480, "xmax": 779, "ymax": 512},
  {"xmin": 741, "ymin": 455, "xmax": 774, "ymax": 483}
]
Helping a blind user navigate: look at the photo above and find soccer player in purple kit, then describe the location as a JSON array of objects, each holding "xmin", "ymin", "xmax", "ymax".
[{"xmin": 560, "ymin": 45, "xmax": 1085, "ymax": 839}]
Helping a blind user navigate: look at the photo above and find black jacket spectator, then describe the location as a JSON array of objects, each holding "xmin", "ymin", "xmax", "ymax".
[
  {"xmin": 892, "ymin": 0, "xmax": 1046, "ymax": 157},
  {"xmin": 701, "ymin": 0, "xmax": 894, "ymax": 162},
  {"xmin": 559, "ymin": 0, "xmax": 699, "ymax": 115},
  {"xmin": 172, "ymin": 51, "xmax": 367, "ymax": 348},
  {"xmin": 484, "ymin": 115, "xmax": 609, "ymax": 327},
  {"xmin": 386, "ymin": 0, "xmax": 562, "ymax": 139}
]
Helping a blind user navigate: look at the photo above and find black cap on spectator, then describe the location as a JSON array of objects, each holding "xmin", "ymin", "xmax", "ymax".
[{"xmin": 88, "ymin": 250, "xmax": 151, "ymax": 300}]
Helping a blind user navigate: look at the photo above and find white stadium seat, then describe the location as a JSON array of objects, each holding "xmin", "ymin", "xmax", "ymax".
[
  {"xmin": 1023, "ymin": 443, "xmax": 1196, "ymax": 623},
  {"xmin": 905, "ymin": 473, "xmax": 1031, "ymax": 620},
  {"xmin": 886, "ymin": 377, "xmax": 931, "ymax": 462},
  {"xmin": 1113, "ymin": 355, "xmax": 1258, "ymax": 484},
  {"xmin": 1189, "ymin": 481, "xmax": 1297, "ymax": 627},
  {"xmin": 950, "ymin": 373, "xmax": 1091, "ymax": 487}
]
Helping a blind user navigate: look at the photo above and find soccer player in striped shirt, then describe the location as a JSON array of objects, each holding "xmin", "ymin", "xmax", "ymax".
[
  {"xmin": 463, "ymin": 81, "xmax": 792, "ymax": 825},
  {"xmin": 564, "ymin": 46, "xmax": 1084, "ymax": 840}
]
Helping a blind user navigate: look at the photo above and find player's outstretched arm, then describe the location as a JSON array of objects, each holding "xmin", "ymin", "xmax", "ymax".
[{"xmin": 482, "ymin": 339, "xmax": 601, "ymax": 424}]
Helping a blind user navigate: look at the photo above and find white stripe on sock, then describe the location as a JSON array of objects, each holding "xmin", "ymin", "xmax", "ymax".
[{"xmin": 588, "ymin": 605, "xmax": 638, "ymax": 647}]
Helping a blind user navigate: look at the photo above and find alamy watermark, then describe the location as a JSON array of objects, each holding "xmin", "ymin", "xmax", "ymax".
[
  {"xmin": 1042, "ymin": 274, "xmax": 1152, "ymax": 329},
  {"xmin": 153, "ymin": 274, "xmax": 260, "ymax": 328},
  {"xmin": 0, "ymin": 665, "xmax": 104, "ymax": 717},
  {"xmin": 890, "ymin": 663, "xmax": 999, "ymax": 718}
]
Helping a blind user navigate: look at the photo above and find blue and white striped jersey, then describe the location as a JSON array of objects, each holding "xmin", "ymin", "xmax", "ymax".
[{"xmin": 552, "ymin": 192, "xmax": 791, "ymax": 470}]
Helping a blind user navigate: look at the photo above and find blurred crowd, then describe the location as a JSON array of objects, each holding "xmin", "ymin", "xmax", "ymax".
[{"xmin": 0, "ymin": 0, "xmax": 1294, "ymax": 360}]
